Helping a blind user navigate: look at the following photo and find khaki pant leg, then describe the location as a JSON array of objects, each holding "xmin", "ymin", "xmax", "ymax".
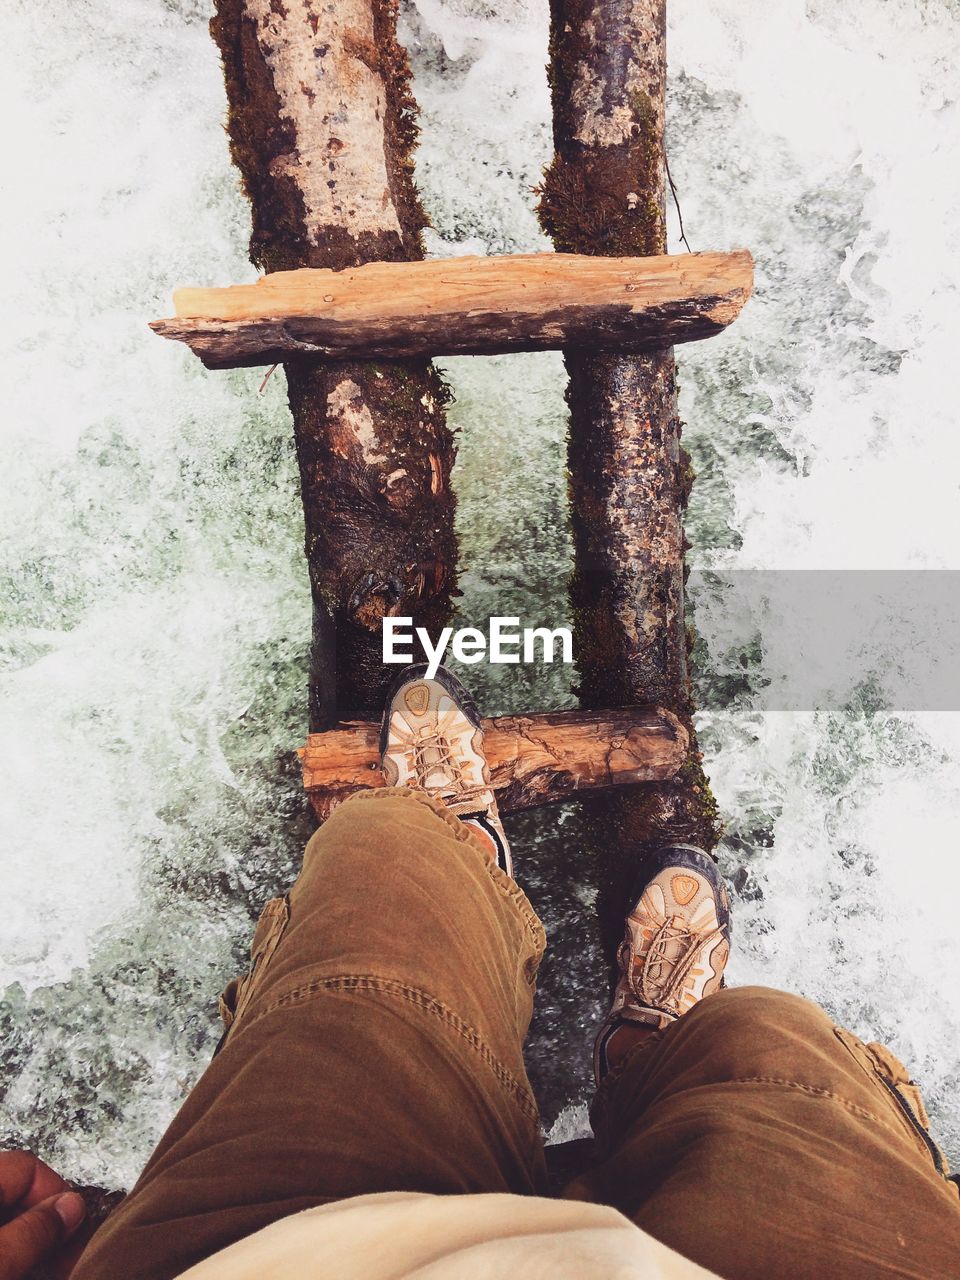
[
  {"xmin": 567, "ymin": 986, "xmax": 960, "ymax": 1280},
  {"xmin": 74, "ymin": 789, "xmax": 547, "ymax": 1280}
]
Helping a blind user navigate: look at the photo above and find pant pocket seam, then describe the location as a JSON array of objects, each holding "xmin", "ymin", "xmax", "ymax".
[
  {"xmin": 832, "ymin": 1027, "xmax": 948, "ymax": 1173},
  {"xmin": 219, "ymin": 894, "xmax": 291, "ymax": 1033},
  {"xmin": 236, "ymin": 973, "xmax": 542, "ymax": 1128}
]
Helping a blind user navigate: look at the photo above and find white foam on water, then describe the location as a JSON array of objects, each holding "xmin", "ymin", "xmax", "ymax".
[
  {"xmin": 663, "ymin": 0, "xmax": 960, "ymax": 1152},
  {"xmin": 1, "ymin": 0, "xmax": 310, "ymax": 1183},
  {"xmin": 2, "ymin": 0, "xmax": 959, "ymax": 1182}
]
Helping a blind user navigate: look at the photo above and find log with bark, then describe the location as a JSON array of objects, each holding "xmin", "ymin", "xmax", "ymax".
[
  {"xmin": 538, "ymin": 0, "xmax": 726, "ymax": 958},
  {"xmin": 152, "ymin": 250, "xmax": 753, "ymax": 367},
  {"xmin": 299, "ymin": 705, "xmax": 688, "ymax": 819},
  {"xmin": 210, "ymin": 0, "xmax": 457, "ymax": 727}
]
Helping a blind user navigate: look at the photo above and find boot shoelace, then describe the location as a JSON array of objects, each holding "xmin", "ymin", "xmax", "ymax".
[
  {"xmin": 409, "ymin": 730, "xmax": 487, "ymax": 804},
  {"xmin": 620, "ymin": 917, "xmax": 725, "ymax": 1010}
]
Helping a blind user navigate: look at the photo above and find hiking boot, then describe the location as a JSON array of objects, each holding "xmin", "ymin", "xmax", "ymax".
[
  {"xmin": 380, "ymin": 663, "xmax": 513, "ymax": 877},
  {"xmin": 594, "ymin": 845, "xmax": 731, "ymax": 1083}
]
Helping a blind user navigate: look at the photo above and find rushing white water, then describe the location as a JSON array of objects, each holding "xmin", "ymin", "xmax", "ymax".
[{"xmin": 2, "ymin": 0, "xmax": 959, "ymax": 1187}]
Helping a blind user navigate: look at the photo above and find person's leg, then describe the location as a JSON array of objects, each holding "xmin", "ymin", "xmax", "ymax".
[
  {"xmin": 569, "ymin": 849, "xmax": 960, "ymax": 1279},
  {"xmin": 572, "ymin": 987, "xmax": 960, "ymax": 1279},
  {"xmin": 74, "ymin": 707, "xmax": 547, "ymax": 1279}
]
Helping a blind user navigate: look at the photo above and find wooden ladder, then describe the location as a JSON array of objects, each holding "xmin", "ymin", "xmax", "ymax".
[{"xmin": 153, "ymin": 0, "xmax": 750, "ymax": 894}]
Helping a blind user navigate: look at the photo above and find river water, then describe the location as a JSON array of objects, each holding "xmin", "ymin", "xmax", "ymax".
[{"xmin": 2, "ymin": 0, "xmax": 959, "ymax": 1186}]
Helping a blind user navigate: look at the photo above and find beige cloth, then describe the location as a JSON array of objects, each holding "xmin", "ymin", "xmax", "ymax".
[{"xmin": 175, "ymin": 1191, "xmax": 721, "ymax": 1280}]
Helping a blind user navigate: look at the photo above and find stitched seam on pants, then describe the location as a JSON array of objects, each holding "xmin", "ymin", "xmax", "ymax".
[
  {"xmin": 731, "ymin": 1076, "xmax": 900, "ymax": 1128},
  {"xmin": 239, "ymin": 973, "xmax": 542, "ymax": 1126},
  {"xmin": 593, "ymin": 1072, "xmax": 900, "ymax": 1150}
]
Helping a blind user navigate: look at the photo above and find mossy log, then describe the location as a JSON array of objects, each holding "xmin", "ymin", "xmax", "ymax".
[
  {"xmin": 210, "ymin": 0, "xmax": 457, "ymax": 726},
  {"xmin": 299, "ymin": 705, "xmax": 688, "ymax": 819},
  {"xmin": 539, "ymin": 0, "xmax": 726, "ymax": 956},
  {"xmin": 152, "ymin": 250, "xmax": 753, "ymax": 367}
]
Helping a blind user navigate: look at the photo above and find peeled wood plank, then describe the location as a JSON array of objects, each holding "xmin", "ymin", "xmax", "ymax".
[
  {"xmin": 298, "ymin": 705, "xmax": 688, "ymax": 820},
  {"xmin": 151, "ymin": 250, "xmax": 753, "ymax": 368}
]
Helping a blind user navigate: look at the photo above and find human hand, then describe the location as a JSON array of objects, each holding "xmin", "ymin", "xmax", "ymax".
[{"xmin": 0, "ymin": 1151, "xmax": 87, "ymax": 1280}]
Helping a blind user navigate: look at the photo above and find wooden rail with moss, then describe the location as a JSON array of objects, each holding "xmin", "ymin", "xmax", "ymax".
[
  {"xmin": 298, "ymin": 705, "xmax": 688, "ymax": 819},
  {"xmin": 537, "ymin": 0, "xmax": 726, "ymax": 963},
  {"xmin": 151, "ymin": 250, "xmax": 753, "ymax": 369},
  {"xmin": 208, "ymin": 0, "xmax": 459, "ymax": 729}
]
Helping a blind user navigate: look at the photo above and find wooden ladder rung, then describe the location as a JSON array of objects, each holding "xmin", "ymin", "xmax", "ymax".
[
  {"xmin": 298, "ymin": 705, "xmax": 688, "ymax": 820},
  {"xmin": 151, "ymin": 250, "xmax": 753, "ymax": 369}
]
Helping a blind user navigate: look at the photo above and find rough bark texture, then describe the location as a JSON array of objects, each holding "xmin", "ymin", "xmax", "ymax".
[
  {"xmin": 300, "ymin": 705, "xmax": 688, "ymax": 819},
  {"xmin": 210, "ymin": 0, "xmax": 457, "ymax": 726},
  {"xmin": 153, "ymin": 250, "xmax": 753, "ymax": 367},
  {"xmin": 539, "ymin": 0, "xmax": 723, "ymax": 963}
]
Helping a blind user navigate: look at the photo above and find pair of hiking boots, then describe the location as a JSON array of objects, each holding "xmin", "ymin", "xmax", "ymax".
[{"xmin": 381, "ymin": 665, "xmax": 731, "ymax": 1085}]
